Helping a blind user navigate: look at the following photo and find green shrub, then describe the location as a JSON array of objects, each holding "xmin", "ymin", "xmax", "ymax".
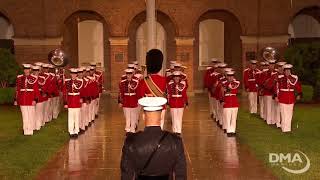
[
  {"xmin": 0, "ymin": 48, "xmax": 21, "ymax": 88},
  {"xmin": 0, "ymin": 87, "xmax": 15, "ymax": 104},
  {"xmin": 284, "ymin": 43, "xmax": 320, "ymax": 102}
]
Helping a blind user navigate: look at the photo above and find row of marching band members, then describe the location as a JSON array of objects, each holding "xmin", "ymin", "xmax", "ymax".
[
  {"xmin": 14, "ymin": 62, "xmax": 103, "ymax": 137},
  {"xmin": 243, "ymin": 60, "xmax": 302, "ymax": 133},
  {"xmin": 63, "ymin": 64, "xmax": 103, "ymax": 138},
  {"xmin": 15, "ymin": 63, "xmax": 63, "ymax": 135},
  {"xmin": 118, "ymin": 60, "xmax": 188, "ymax": 135},
  {"xmin": 204, "ymin": 59, "xmax": 240, "ymax": 137}
]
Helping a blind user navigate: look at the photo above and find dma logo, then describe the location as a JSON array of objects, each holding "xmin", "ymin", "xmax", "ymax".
[{"xmin": 269, "ymin": 150, "xmax": 310, "ymax": 174}]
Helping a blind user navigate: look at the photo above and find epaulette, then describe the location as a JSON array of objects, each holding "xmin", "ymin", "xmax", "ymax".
[
  {"xmin": 121, "ymin": 79, "xmax": 127, "ymax": 83},
  {"xmin": 17, "ymin": 74, "xmax": 23, "ymax": 78},
  {"xmin": 180, "ymin": 80, "xmax": 186, "ymax": 85},
  {"xmin": 168, "ymin": 81, "xmax": 174, "ymax": 85},
  {"xmin": 244, "ymin": 68, "xmax": 249, "ymax": 72},
  {"xmin": 206, "ymin": 67, "xmax": 213, "ymax": 70},
  {"xmin": 65, "ymin": 78, "xmax": 71, "ymax": 81},
  {"xmin": 278, "ymin": 75, "xmax": 284, "ymax": 78}
]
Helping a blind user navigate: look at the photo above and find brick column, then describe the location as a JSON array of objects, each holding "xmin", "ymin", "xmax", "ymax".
[
  {"xmin": 240, "ymin": 35, "xmax": 289, "ymax": 68},
  {"xmin": 175, "ymin": 37, "xmax": 195, "ymax": 95},
  {"xmin": 13, "ymin": 37, "xmax": 62, "ymax": 64},
  {"xmin": 109, "ymin": 37, "xmax": 129, "ymax": 97}
]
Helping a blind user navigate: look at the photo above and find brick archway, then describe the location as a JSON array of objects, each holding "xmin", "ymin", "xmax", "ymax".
[
  {"xmin": 194, "ymin": 10, "xmax": 243, "ymax": 90},
  {"xmin": 127, "ymin": 10, "xmax": 177, "ymax": 67},
  {"xmin": 63, "ymin": 10, "xmax": 111, "ymax": 91}
]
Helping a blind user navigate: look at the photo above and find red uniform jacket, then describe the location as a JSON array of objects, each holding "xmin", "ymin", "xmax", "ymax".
[
  {"xmin": 275, "ymin": 74, "xmax": 302, "ymax": 104},
  {"xmin": 243, "ymin": 68, "xmax": 260, "ymax": 92},
  {"xmin": 213, "ymin": 74, "xmax": 225, "ymax": 100},
  {"xmin": 48, "ymin": 73, "xmax": 59, "ymax": 97},
  {"xmin": 261, "ymin": 69, "xmax": 277, "ymax": 96},
  {"xmin": 209, "ymin": 71, "xmax": 221, "ymax": 97},
  {"xmin": 63, "ymin": 78, "xmax": 83, "ymax": 108},
  {"xmin": 37, "ymin": 75, "xmax": 49, "ymax": 103},
  {"xmin": 80, "ymin": 77, "xmax": 90, "ymax": 103},
  {"xmin": 118, "ymin": 78, "xmax": 139, "ymax": 108},
  {"xmin": 255, "ymin": 69, "xmax": 268, "ymax": 96},
  {"xmin": 15, "ymin": 74, "xmax": 39, "ymax": 106},
  {"xmin": 94, "ymin": 70, "xmax": 104, "ymax": 93},
  {"xmin": 137, "ymin": 74, "xmax": 167, "ymax": 99},
  {"xmin": 203, "ymin": 67, "xmax": 214, "ymax": 89},
  {"xmin": 167, "ymin": 80, "xmax": 188, "ymax": 108},
  {"xmin": 222, "ymin": 80, "xmax": 240, "ymax": 108}
]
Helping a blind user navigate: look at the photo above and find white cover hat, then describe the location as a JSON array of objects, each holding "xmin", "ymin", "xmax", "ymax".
[
  {"xmin": 268, "ymin": 59, "xmax": 276, "ymax": 64},
  {"xmin": 48, "ymin": 64, "xmax": 55, "ymax": 68},
  {"xmin": 90, "ymin": 62, "xmax": 97, "ymax": 66},
  {"xmin": 124, "ymin": 69, "xmax": 134, "ymax": 73},
  {"xmin": 133, "ymin": 61, "xmax": 139, "ymax": 65},
  {"xmin": 34, "ymin": 62, "xmax": 43, "ymax": 66},
  {"xmin": 250, "ymin": 60, "xmax": 258, "ymax": 64},
  {"xmin": 42, "ymin": 64, "xmax": 50, "ymax": 68},
  {"xmin": 70, "ymin": 68, "xmax": 78, "ymax": 73},
  {"xmin": 211, "ymin": 58, "xmax": 219, "ymax": 62},
  {"xmin": 226, "ymin": 71, "xmax": 235, "ymax": 76},
  {"xmin": 218, "ymin": 63, "xmax": 227, "ymax": 68},
  {"xmin": 170, "ymin": 61, "xmax": 177, "ymax": 64},
  {"xmin": 277, "ymin": 61, "xmax": 287, "ymax": 66},
  {"xmin": 283, "ymin": 64, "xmax": 293, "ymax": 69},
  {"xmin": 174, "ymin": 63, "xmax": 181, "ymax": 67},
  {"xmin": 138, "ymin": 97, "xmax": 167, "ymax": 111},
  {"xmin": 22, "ymin": 64, "xmax": 32, "ymax": 69},
  {"xmin": 173, "ymin": 71, "xmax": 181, "ymax": 76},
  {"xmin": 32, "ymin": 65, "xmax": 40, "ymax": 70},
  {"xmin": 128, "ymin": 64, "xmax": 135, "ymax": 68}
]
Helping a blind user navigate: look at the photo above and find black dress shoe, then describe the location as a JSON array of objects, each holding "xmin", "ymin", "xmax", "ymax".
[{"xmin": 224, "ymin": 129, "xmax": 227, "ymax": 133}]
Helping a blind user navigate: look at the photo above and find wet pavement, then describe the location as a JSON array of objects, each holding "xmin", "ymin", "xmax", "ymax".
[{"xmin": 36, "ymin": 95, "xmax": 275, "ymax": 180}]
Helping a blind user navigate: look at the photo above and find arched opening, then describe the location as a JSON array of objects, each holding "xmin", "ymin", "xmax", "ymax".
[
  {"xmin": 63, "ymin": 11, "xmax": 110, "ymax": 91},
  {"xmin": 288, "ymin": 6, "xmax": 320, "ymax": 44},
  {"xmin": 136, "ymin": 22, "xmax": 167, "ymax": 75},
  {"xmin": 0, "ymin": 12, "xmax": 14, "ymax": 53},
  {"xmin": 128, "ymin": 10, "xmax": 176, "ymax": 75},
  {"xmin": 194, "ymin": 10, "xmax": 242, "ymax": 91},
  {"xmin": 199, "ymin": 19, "xmax": 225, "ymax": 66}
]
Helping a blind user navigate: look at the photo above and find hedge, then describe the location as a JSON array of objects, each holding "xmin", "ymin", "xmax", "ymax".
[{"xmin": 0, "ymin": 87, "xmax": 15, "ymax": 105}]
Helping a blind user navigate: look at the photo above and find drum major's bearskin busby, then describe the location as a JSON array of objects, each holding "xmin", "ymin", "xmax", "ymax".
[{"xmin": 146, "ymin": 49, "xmax": 163, "ymax": 74}]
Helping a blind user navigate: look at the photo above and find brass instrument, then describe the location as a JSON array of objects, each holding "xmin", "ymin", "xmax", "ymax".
[
  {"xmin": 48, "ymin": 48, "xmax": 68, "ymax": 67},
  {"xmin": 261, "ymin": 47, "xmax": 279, "ymax": 61}
]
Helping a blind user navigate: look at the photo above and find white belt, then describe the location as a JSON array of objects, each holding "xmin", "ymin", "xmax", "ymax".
[
  {"xmin": 225, "ymin": 94, "xmax": 236, "ymax": 96},
  {"xmin": 248, "ymin": 79, "xmax": 256, "ymax": 81},
  {"xmin": 68, "ymin": 92, "xmax": 80, "ymax": 96},
  {"xmin": 172, "ymin": 95, "xmax": 182, "ymax": 97},
  {"xmin": 280, "ymin": 89, "xmax": 294, "ymax": 92},
  {"xmin": 20, "ymin": 89, "xmax": 34, "ymax": 92},
  {"xmin": 124, "ymin": 93, "xmax": 136, "ymax": 96}
]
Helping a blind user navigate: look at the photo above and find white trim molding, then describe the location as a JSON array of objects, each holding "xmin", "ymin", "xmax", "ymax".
[
  {"xmin": 240, "ymin": 35, "xmax": 290, "ymax": 44},
  {"xmin": 13, "ymin": 37, "xmax": 62, "ymax": 46},
  {"xmin": 109, "ymin": 37, "xmax": 129, "ymax": 46},
  {"xmin": 175, "ymin": 37, "xmax": 195, "ymax": 46}
]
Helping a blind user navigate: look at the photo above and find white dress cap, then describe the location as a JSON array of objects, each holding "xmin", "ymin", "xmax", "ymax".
[
  {"xmin": 170, "ymin": 61, "xmax": 177, "ymax": 64},
  {"xmin": 283, "ymin": 64, "xmax": 293, "ymax": 69},
  {"xmin": 133, "ymin": 61, "xmax": 139, "ymax": 65},
  {"xmin": 70, "ymin": 68, "xmax": 78, "ymax": 73},
  {"xmin": 125, "ymin": 69, "xmax": 134, "ymax": 73},
  {"xmin": 174, "ymin": 63, "xmax": 181, "ymax": 67},
  {"xmin": 90, "ymin": 62, "xmax": 96, "ymax": 66},
  {"xmin": 268, "ymin": 59, "xmax": 276, "ymax": 64},
  {"xmin": 42, "ymin": 64, "xmax": 50, "ymax": 68},
  {"xmin": 34, "ymin": 62, "xmax": 43, "ymax": 66},
  {"xmin": 218, "ymin": 63, "xmax": 227, "ymax": 68},
  {"xmin": 173, "ymin": 71, "xmax": 181, "ymax": 76},
  {"xmin": 128, "ymin": 64, "xmax": 135, "ymax": 68},
  {"xmin": 226, "ymin": 71, "xmax": 235, "ymax": 76},
  {"xmin": 22, "ymin": 64, "xmax": 32, "ymax": 68},
  {"xmin": 224, "ymin": 68, "xmax": 233, "ymax": 72},
  {"xmin": 211, "ymin": 58, "xmax": 219, "ymax": 62},
  {"xmin": 48, "ymin": 64, "xmax": 55, "ymax": 68},
  {"xmin": 32, "ymin": 65, "xmax": 40, "ymax": 70},
  {"xmin": 250, "ymin": 60, "xmax": 258, "ymax": 64},
  {"xmin": 277, "ymin": 61, "xmax": 287, "ymax": 66},
  {"xmin": 138, "ymin": 97, "xmax": 167, "ymax": 111}
]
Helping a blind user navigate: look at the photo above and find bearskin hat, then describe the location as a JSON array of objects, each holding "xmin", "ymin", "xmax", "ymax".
[{"xmin": 146, "ymin": 49, "xmax": 163, "ymax": 74}]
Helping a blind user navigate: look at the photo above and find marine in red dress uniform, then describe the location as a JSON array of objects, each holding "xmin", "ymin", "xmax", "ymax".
[
  {"xmin": 243, "ymin": 60, "xmax": 260, "ymax": 114},
  {"xmin": 15, "ymin": 64, "xmax": 40, "ymax": 135},
  {"xmin": 274, "ymin": 64, "xmax": 302, "ymax": 132},
  {"xmin": 136, "ymin": 49, "xmax": 167, "ymax": 129},
  {"xmin": 221, "ymin": 71, "xmax": 240, "ymax": 136},
  {"xmin": 63, "ymin": 68, "xmax": 83, "ymax": 137},
  {"xmin": 119, "ymin": 69, "xmax": 139, "ymax": 133},
  {"xmin": 167, "ymin": 71, "xmax": 188, "ymax": 134},
  {"xmin": 255, "ymin": 61, "xmax": 269, "ymax": 120}
]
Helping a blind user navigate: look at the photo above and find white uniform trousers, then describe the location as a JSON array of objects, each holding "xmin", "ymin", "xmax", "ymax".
[
  {"xmin": 279, "ymin": 103, "xmax": 294, "ymax": 132},
  {"xmin": 43, "ymin": 100, "xmax": 50, "ymax": 123},
  {"xmin": 248, "ymin": 92, "xmax": 258, "ymax": 114},
  {"xmin": 208, "ymin": 92, "xmax": 213, "ymax": 115},
  {"xmin": 259, "ymin": 96, "xmax": 265, "ymax": 119},
  {"xmin": 170, "ymin": 108, "xmax": 184, "ymax": 133},
  {"xmin": 123, "ymin": 107, "xmax": 139, "ymax": 133},
  {"xmin": 223, "ymin": 107, "xmax": 238, "ymax": 133},
  {"xmin": 218, "ymin": 102, "xmax": 224, "ymax": 127},
  {"xmin": 160, "ymin": 109, "xmax": 166, "ymax": 130},
  {"xmin": 214, "ymin": 100, "xmax": 220, "ymax": 123},
  {"xmin": 68, "ymin": 108, "xmax": 80, "ymax": 135},
  {"xmin": 136, "ymin": 105, "xmax": 142, "ymax": 126},
  {"xmin": 264, "ymin": 96, "xmax": 273, "ymax": 124},
  {"xmin": 20, "ymin": 106, "xmax": 35, "ymax": 135},
  {"xmin": 52, "ymin": 97, "xmax": 60, "ymax": 119},
  {"xmin": 89, "ymin": 101, "xmax": 95, "ymax": 121},
  {"xmin": 211, "ymin": 97, "xmax": 217, "ymax": 120},
  {"xmin": 35, "ymin": 102, "xmax": 44, "ymax": 130},
  {"xmin": 80, "ymin": 103, "xmax": 88, "ymax": 130},
  {"xmin": 272, "ymin": 100, "xmax": 281, "ymax": 127},
  {"xmin": 47, "ymin": 98, "xmax": 53, "ymax": 121},
  {"xmin": 84, "ymin": 103, "xmax": 90, "ymax": 127}
]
